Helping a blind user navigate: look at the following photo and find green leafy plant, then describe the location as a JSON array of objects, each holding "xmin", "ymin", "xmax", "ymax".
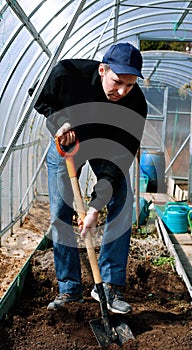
[{"xmin": 152, "ymin": 256, "xmax": 175, "ymax": 267}]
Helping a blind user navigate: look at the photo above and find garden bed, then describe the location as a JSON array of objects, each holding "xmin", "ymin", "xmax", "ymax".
[{"xmin": 0, "ymin": 203, "xmax": 192, "ymax": 349}]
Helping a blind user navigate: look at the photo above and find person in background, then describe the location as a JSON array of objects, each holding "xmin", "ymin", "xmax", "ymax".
[{"xmin": 32, "ymin": 42, "xmax": 147, "ymax": 313}]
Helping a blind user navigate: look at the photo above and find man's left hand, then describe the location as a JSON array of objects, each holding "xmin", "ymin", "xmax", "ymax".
[{"xmin": 78, "ymin": 207, "xmax": 98, "ymax": 239}]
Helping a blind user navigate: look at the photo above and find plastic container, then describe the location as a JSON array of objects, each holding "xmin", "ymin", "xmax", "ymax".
[{"xmin": 140, "ymin": 150, "xmax": 166, "ymax": 193}]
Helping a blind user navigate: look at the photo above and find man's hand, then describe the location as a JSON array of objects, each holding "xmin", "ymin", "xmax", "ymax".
[
  {"xmin": 78, "ymin": 207, "xmax": 98, "ymax": 239},
  {"xmin": 55, "ymin": 122, "xmax": 76, "ymax": 146}
]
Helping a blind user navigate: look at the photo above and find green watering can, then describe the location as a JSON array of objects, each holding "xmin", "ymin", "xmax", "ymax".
[
  {"xmin": 162, "ymin": 202, "xmax": 192, "ymax": 234},
  {"xmin": 188, "ymin": 209, "xmax": 192, "ymax": 235},
  {"xmin": 132, "ymin": 197, "xmax": 152, "ymax": 225}
]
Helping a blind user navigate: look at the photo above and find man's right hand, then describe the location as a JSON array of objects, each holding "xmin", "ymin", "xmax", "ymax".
[{"xmin": 55, "ymin": 122, "xmax": 76, "ymax": 146}]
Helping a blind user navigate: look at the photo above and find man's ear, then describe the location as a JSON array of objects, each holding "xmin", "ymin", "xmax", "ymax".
[{"xmin": 98, "ymin": 63, "xmax": 105, "ymax": 77}]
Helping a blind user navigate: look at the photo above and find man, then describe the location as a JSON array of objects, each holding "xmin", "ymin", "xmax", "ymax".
[{"xmin": 33, "ymin": 42, "xmax": 147, "ymax": 314}]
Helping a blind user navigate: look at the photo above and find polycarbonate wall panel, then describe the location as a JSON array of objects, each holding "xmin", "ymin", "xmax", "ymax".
[
  {"xmin": 141, "ymin": 29, "xmax": 192, "ymax": 41},
  {"xmin": 35, "ymin": 137, "xmax": 49, "ymax": 199},
  {"xmin": 0, "ymin": 4, "xmax": 50, "ymax": 234},
  {"xmin": 60, "ymin": 4, "xmax": 114, "ymax": 58},
  {"xmin": 166, "ymin": 112, "xmax": 190, "ymax": 178},
  {"xmin": 119, "ymin": 16, "xmax": 191, "ymax": 41},
  {"xmin": 0, "ymin": 6, "xmax": 20, "ymax": 50},
  {"xmin": 1, "ymin": 162, "xmax": 11, "ymax": 231},
  {"xmin": 141, "ymin": 84, "xmax": 191, "ymax": 179},
  {"xmin": 16, "ymin": 0, "xmax": 43, "ymax": 16},
  {"xmin": 0, "ymin": 30, "xmax": 32, "ymax": 96},
  {"xmin": 1, "ymin": 37, "xmax": 43, "ymax": 113},
  {"xmin": 168, "ymin": 92, "xmax": 191, "ymax": 113},
  {"xmin": 0, "ymin": 38, "xmax": 45, "ymax": 98},
  {"xmin": 30, "ymin": 1, "xmax": 75, "ymax": 32},
  {"xmin": 142, "ymin": 51, "xmax": 192, "ymax": 96},
  {"xmin": 1, "ymin": 149, "xmax": 29, "ymax": 231},
  {"xmin": 144, "ymin": 87, "xmax": 164, "ymax": 115},
  {"xmin": 165, "ymin": 88, "xmax": 191, "ymax": 178},
  {"xmin": 119, "ymin": 1, "xmax": 192, "ymax": 40},
  {"xmin": 1, "ymin": 131, "xmax": 49, "ymax": 233},
  {"xmin": 0, "ymin": 51, "xmax": 48, "ymax": 147},
  {"xmin": 141, "ymin": 119, "xmax": 165, "ymax": 150},
  {"xmin": 140, "ymin": 84, "xmax": 166, "ymax": 154},
  {"xmin": 40, "ymin": 16, "xmax": 66, "ymax": 45}
]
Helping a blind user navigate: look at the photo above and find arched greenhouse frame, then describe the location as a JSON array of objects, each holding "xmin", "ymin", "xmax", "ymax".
[{"xmin": 0, "ymin": 1, "xmax": 192, "ymax": 341}]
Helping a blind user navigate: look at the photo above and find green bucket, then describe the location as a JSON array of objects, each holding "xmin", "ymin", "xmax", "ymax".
[{"xmin": 140, "ymin": 174, "xmax": 149, "ymax": 192}]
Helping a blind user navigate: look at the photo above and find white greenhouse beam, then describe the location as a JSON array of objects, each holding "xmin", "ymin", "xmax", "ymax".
[
  {"xmin": 114, "ymin": 0, "xmax": 120, "ymax": 42},
  {"xmin": 90, "ymin": 7, "xmax": 115, "ymax": 59}
]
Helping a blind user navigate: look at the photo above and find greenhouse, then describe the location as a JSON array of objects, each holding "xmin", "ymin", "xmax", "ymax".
[{"xmin": 0, "ymin": 1, "xmax": 192, "ymax": 349}]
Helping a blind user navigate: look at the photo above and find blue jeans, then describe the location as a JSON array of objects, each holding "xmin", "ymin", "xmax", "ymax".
[{"xmin": 47, "ymin": 138, "xmax": 133, "ymax": 294}]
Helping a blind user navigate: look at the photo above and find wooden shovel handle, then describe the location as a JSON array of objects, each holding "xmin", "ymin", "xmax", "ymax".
[
  {"xmin": 55, "ymin": 136, "xmax": 115, "ymax": 340},
  {"xmin": 55, "ymin": 136, "xmax": 102, "ymax": 284}
]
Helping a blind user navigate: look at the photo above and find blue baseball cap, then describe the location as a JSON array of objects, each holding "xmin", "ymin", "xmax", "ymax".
[{"xmin": 102, "ymin": 42, "xmax": 144, "ymax": 79}]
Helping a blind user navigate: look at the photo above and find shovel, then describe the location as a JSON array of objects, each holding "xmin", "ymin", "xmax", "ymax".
[{"xmin": 55, "ymin": 136, "xmax": 134, "ymax": 347}]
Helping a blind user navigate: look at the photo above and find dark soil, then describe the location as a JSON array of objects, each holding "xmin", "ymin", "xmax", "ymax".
[
  {"xmin": 0, "ymin": 242, "xmax": 192, "ymax": 350},
  {"xmin": 0, "ymin": 204, "xmax": 192, "ymax": 350}
]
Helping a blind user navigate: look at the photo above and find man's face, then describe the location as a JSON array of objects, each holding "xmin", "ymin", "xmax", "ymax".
[{"xmin": 98, "ymin": 63, "xmax": 137, "ymax": 102}]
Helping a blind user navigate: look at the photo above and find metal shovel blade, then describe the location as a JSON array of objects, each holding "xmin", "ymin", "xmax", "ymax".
[{"xmin": 90, "ymin": 317, "xmax": 135, "ymax": 347}]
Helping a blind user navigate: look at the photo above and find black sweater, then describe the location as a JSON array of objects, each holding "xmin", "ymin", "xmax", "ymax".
[{"xmin": 33, "ymin": 59, "xmax": 147, "ymax": 210}]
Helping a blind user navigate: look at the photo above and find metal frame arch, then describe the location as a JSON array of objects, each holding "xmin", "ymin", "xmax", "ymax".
[
  {"xmin": 0, "ymin": 0, "xmax": 192, "ymax": 235},
  {"xmin": 141, "ymin": 50, "xmax": 192, "ymax": 96}
]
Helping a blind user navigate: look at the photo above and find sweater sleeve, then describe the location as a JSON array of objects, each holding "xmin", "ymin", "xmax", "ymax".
[
  {"xmin": 88, "ymin": 158, "xmax": 128, "ymax": 211},
  {"xmin": 33, "ymin": 63, "xmax": 72, "ymax": 136}
]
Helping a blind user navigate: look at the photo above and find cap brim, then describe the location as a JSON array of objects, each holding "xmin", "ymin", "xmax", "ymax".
[{"xmin": 109, "ymin": 64, "xmax": 144, "ymax": 79}]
